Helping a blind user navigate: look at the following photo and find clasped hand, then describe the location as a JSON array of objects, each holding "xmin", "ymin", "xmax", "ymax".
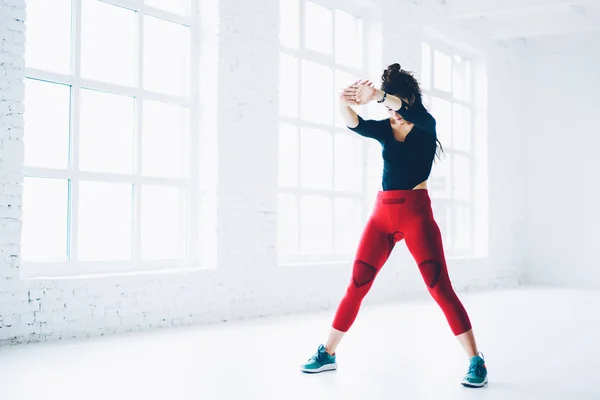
[{"xmin": 339, "ymin": 80, "xmax": 381, "ymax": 106}]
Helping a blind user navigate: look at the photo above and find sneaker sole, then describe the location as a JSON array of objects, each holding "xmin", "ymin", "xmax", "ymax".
[
  {"xmin": 300, "ymin": 363, "xmax": 338, "ymax": 373},
  {"xmin": 461, "ymin": 376, "xmax": 488, "ymax": 388}
]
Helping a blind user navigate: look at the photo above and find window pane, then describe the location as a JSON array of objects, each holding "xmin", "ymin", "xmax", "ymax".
[
  {"xmin": 453, "ymin": 155, "xmax": 471, "ymax": 201},
  {"xmin": 335, "ymin": 70, "xmax": 358, "ymax": 128},
  {"xmin": 24, "ymin": 79, "xmax": 70, "ymax": 169},
  {"xmin": 433, "ymin": 50, "xmax": 451, "ymax": 92},
  {"xmin": 300, "ymin": 128, "xmax": 332, "ymax": 190},
  {"xmin": 452, "ymin": 103, "xmax": 471, "ymax": 152},
  {"xmin": 79, "ymin": 89, "xmax": 135, "ymax": 174},
  {"xmin": 21, "ymin": 177, "xmax": 68, "ymax": 262},
  {"xmin": 366, "ymin": 141, "xmax": 383, "ymax": 206},
  {"xmin": 141, "ymin": 185, "xmax": 187, "ymax": 259},
  {"xmin": 334, "ymin": 197, "xmax": 361, "ymax": 255},
  {"xmin": 432, "ymin": 203, "xmax": 450, "ymax": 248},
  {"xmin": 81, "ymin": 0, "xmax": 135, "ymax": 86},
  {"xmin": 142, "ymin": 100, "xmax": 190, "ymax": 179},
  {"xmin": 300, "ymin": 195, "xmax": 332, "ymax": 255},
  {"xmin": 305, "ymin": 2, "xmax": 332, "ymax": 55},
  {"xmin": 429, "ymin": 155, "xmax": 451, "ymax": 199},
  {"xmin": 144, "ymin": 0, "xmax": 189, "ymax": 15},
  {"xmin": 25, "ymin": 0, "xmax": 71, "ymax": 74},
  {"xmin": 278, "ymin": 193, "xmax": 298, "ymax": 256},
  {"xmin": 453, "ymin": 55, "xmax": 471, "ymax": 101},
  {"xmin": 430, "ymin": 97, "xmax": 451, "ymax": 147},
  {"xmin": 421, "ymin": 42, "xmax": 431, "ymax": 91},
  {"xmin": 279, "ymin": 0, "xmax": 300, "ymax": 49},
  {"xmin": 335, "ymin": 10, "xmax": 362, "ymax": 68},
  {"xmin": 422, "ymin": 93, "xmax": 431, "ymax": 110},
  {"xmin": 465, "ymin": 60, "xmax": 472, "ymax": 101},
  {"xmin": 452, "ymin": 206, "xmax": 471, "ymax": 251},
  {"xmin": 301, "ymin": 60, "xmax": 333, "ymax": 124},
  {"xmin": 78, "ymin": 181, "xmax": 132, "ymax": 261},
  {"xmin": 278, "ymin": 123, "xmax": 299, "ymax": 187},
  {"xmin": 279, "ymin": 54, "xmax": 299, "ymax": 118},
  {"xmin": 335, "ymin": 133, "xmax": 362, "ymax": 192},
  {"xmin": 144, "ymin": 16, "xmax": 190, "ymax": 97}
]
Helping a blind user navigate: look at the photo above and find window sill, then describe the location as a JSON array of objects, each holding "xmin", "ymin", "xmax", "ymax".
[
  {"xmin": 20, "ymin": 260, "xmax": 214, "ymax": 281},
  {"xmin": 278, "ymin": 253, "xmax": 489, "ymax": 267},
  {"xmin": 278, "ymin": 259, "xmax": 351, "ymax": 268},
  {"xmin": 446, "ymin": 254, "xmax": 488, "ymax": 262}
]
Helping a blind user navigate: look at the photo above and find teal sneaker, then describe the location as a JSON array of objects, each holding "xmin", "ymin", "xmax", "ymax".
[
  {"xmin": 461, "ymin": 352, "xmax": 488, "ymax": 388},
  {"xmin": 300, "ymin": 344, "xmax": 337, "ymax": 373}
]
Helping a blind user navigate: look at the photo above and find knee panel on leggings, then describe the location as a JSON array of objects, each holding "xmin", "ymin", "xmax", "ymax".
[
  {"xmin": 352, "ymin": 260, "xmax": 378, "ymax": 288},
  {"xmin": 418, "ymin": 259, "xmax": 442, "ymax": 289}
]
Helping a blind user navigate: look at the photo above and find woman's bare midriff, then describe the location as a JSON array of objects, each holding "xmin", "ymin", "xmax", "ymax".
[{"xmin": 413, "ymin": 180, "xmax": 428, "ymax": 190}]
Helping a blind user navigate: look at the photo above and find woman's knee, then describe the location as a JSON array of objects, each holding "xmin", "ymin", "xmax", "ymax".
[
  {"xmin": 418, "ymin": 259, "xmax": 443, "ymax": 289},
  {"xmin": 352, "ymin": 259, "xmax": 378, "ymax": 288},
  {"xmin": 428, "ymin": 279, "xmax": 458, "ymax": 305}
]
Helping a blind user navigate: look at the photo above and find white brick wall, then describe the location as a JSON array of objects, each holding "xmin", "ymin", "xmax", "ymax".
[
  {"xmin": 1, "ymin": 0, "xmax": 28, "ymax": 342},
  {"xmin": 0, "ymin": 0, "xmax": 526, "ymax": 346}
]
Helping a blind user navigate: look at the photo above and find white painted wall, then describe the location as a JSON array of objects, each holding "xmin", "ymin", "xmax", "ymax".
[
  {"xmin": 1, "ymin": 0, "xmax": 526, "ymax": 345},
  {"xmin": 523, "ymin": 32, "xmax": 600, "ymax": 287}
]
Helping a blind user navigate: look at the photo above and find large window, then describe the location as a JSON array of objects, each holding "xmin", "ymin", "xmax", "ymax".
[
  {"xmin": 421, "ymin": 42, "xmax": 476, "ymax": 256},
  {"xmin": 277, "ymin": 0, "xmax": 369, "ymax": 263},
  {"xmin": 22, "ymin": 0, "xmax": 198, "ymax": 276}
]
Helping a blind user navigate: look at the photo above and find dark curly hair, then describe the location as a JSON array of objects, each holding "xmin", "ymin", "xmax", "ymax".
[
  {"xmin": 381, "ymin": 63, "xmax": 423, "ymax": 107},
  {"xmin": 381, "ymin": 63, "xmax": 444, "ymax": 158}
]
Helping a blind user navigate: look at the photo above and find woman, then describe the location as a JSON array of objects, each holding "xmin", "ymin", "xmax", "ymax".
[{"xmin": 299, "ymin": 63, "xmax": 488, "ymax": 388}]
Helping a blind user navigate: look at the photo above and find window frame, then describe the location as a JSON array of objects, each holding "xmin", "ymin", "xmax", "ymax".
[
  {"xmin": 21, "ymin": 0, "xmax": 201, "ymax": 278},
  {"xmin": 277, "ymin": 0, "xmax": 372, "ymax": 264},
  {"xmin": 421, "ymin": 39, "xmax": 478, "ymax": 257}
]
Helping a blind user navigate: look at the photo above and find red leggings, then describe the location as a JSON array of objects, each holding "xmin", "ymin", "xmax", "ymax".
[{"xmin": 332, "ymin": 189, "xmax": 472, "ymax": 336}]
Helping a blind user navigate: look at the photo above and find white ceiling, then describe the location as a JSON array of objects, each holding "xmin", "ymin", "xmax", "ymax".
[{"xmin": 431, "ymin": 0, "xmax": 600, "ymax": 39}]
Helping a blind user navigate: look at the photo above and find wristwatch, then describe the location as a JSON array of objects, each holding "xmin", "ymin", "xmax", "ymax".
[{"xmin": 377, "ymin": 91, "xmax": 387, "ymax": 103}]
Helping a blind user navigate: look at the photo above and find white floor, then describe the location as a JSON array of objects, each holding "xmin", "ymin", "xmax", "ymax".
[{"xmin": 1, "ymin": 286, "xmax": 599, "ymax": 400}]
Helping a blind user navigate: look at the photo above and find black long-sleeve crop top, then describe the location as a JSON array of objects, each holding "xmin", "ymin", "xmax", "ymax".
[{"xmin": 348, "ymin": 103, "xmax": 437, "ymax": 191}]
